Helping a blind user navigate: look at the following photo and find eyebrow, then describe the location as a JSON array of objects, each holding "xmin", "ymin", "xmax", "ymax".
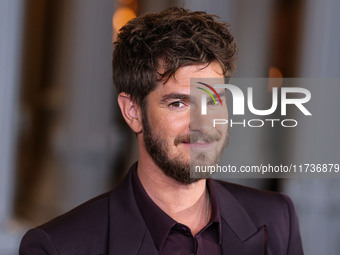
[
  {"xmin": 160, "ymin": 91, "xmax": 227, "ymax": 104},
  {"xmin": 205, "ymin": 90, "xmax": 227, "ymax": 103},
  {"xmin": 160, "ymin": 93, "xmax": 190, "ymax": 103},
  {"xmin": 214, "ymin": 90, "xmax": 227, "ymax": 99}
]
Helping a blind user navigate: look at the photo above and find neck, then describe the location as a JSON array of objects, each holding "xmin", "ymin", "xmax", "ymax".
[{"xmin": 137, "ymin": 156, "xmax": 210, "ymax": 236}]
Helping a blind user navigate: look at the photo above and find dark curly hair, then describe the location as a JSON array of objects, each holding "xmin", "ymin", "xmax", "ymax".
[{"xmin": 112, "ymin": 7, "xmax": 237, "ymax": 106}]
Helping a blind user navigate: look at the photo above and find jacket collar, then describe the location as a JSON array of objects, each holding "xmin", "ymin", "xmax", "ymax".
[
  {"xmin": 108, "ymin": 163, "xmax": 265, "ymax": 255},
  {"xmin": 212, "ymin": 180, "xmax": 266, "ymax": 254},
  {"xmin": 108, "ymin": 162, "xmax": 158, "ymax": 255}
]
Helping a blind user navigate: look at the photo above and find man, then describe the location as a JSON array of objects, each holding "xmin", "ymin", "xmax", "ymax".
[{"xmin": 19, "ymin": 7, "xmax": 303, "ymax": 255}]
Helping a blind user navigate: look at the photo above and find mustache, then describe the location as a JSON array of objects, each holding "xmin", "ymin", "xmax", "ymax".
[{"xmin": 174, "ymin": 131, "xmax": 221, "ymax": 146}]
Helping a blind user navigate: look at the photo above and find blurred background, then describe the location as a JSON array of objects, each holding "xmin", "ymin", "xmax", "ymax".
[{"xmin": 0, "ymin": 0, "xmax": 339, "ymax": 254}]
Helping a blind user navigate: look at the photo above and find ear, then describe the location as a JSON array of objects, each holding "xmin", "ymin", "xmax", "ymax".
[{"xmin": 117, "ymin": 93, "xmax": 143, "ymax": 133}]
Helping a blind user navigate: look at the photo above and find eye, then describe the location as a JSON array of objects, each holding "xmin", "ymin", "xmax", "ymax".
[
  {"xmin": 169, "ymin": 101, "xmax": 185, "ymax": 109},
  {"xmin": 208, "ymin": 99, "xmax": 217, "ymax": 106},
  {"xmin": 208, "ymin": 99, "xmax": 220, "ymax": 106}
]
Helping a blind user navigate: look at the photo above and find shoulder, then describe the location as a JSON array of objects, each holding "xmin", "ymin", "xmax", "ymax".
[
  {"xmin": 212, "ymin": 179, "xmax": 297, "ymax": 227},
  {"xmin": 212, "ymin": 180, "xmax": 303, "ymax": 254},
  {"xmin": 19, "ymin": 165, "xmax": 138, "ymax": 255},
  {"xmin": 41, "ymin": 191, "xmax": 110, "ymax": 235},
  {"xmin": 19, "ymin": 191, "xmax": 111, "ymax": 255},
  {"xmin": 214, "ymin": 179, "xmax": 293, "ymax": 207}
]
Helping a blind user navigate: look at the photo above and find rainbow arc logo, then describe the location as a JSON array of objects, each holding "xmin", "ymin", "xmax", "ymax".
[{"xmin": 196, "ymin": 82, "xmax": 222, "ymax": 106}]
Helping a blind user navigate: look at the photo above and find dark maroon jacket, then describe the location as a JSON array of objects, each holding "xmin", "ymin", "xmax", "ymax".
[{"xmin": 19, "ymin": 163, "xmax": 303, "ymax": 255}]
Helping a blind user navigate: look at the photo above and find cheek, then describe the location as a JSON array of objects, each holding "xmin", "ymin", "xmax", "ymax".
[
  {"xmin": 162, "ymin": 113, "xmax": 190, "ymax": 135},
  {"xmin": 217, "ymin": 125, "xmax": 228, "ymax": 137},
  {"xmin": 205, "ymin": 107, "xmax": 228, "ymax": 126},
  {"xmin": 212, "ymin": 106, "xmax": 228, "ymax": 118},
  {"xmin": 212, "ymin": 107, "xmax": 229, "ymax": 135}
]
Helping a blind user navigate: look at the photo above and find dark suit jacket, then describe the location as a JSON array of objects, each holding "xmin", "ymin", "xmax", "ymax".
[{"xmin": 19, "ymin": 163, "xmax": 303, "ymax": 255}]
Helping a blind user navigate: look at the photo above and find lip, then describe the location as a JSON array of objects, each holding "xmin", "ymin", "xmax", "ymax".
[{"xmin": 181, "ymin": 142, "xmax": 214, "ymax": 149}]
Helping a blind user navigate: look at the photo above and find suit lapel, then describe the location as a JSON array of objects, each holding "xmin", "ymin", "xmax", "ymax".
[
  {"xmin": 213, "ymin": 181, "xmax": 267, "ymax": 255},
  {"xmin": 135, "ymin": 232, "xmax": 159, "ymax": 255},
  {"xmin": 221, "ymin": 221, "xmax": 266, "ymax": 255},
  {"xmin": 108, "ymin": 164, "xmax": 158, "ymax": 255},
  {"xmin": 107, "ymin": 167, "xmax": 267, "ymax": 255}
]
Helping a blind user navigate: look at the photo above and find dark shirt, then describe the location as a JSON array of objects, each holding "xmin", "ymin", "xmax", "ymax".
[{"xmin": 132, "ymin": 168, "xmax": 222, "ymax": 255}]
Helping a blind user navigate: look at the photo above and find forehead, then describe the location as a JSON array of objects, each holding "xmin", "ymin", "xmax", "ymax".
[{"xmin": 157, "ymin": 62, "xmax": 225, "ymax": 92}]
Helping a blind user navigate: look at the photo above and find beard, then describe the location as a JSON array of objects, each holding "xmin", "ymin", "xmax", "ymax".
[{"xmin": 142, "ymin": 107, "xmax": 229, "ymax": 185}]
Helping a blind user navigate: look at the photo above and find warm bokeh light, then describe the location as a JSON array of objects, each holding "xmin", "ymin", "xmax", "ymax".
[
  {"xmin": 268, "ymin": 66, "xmax": 283, "ymax": 91},
  {"xmin": 112, "ymin": 7, "xmax": 136, "ymax": 33},
  {"xmin": 269, "ymin": 66, "xmax": 283, "ymax": 78},
  {"xmin": 117, "ymin": 0, "xmax": 136, "ymax": 5}
]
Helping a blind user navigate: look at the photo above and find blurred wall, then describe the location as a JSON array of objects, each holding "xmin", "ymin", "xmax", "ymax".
[
  {"xmin": 283, "ymin": 0, "xmax": 340, "ymax": 254},
  {"xmin": 0, "ymin": 1, "xmax": 25, "ymax": 254},
  {"xmin": 14, "ymin": 0, "xmax": 121, "ymax": 223},
  {"xmin": 0, "ymin": 0, "xmax": 339, "ymax": 254}
]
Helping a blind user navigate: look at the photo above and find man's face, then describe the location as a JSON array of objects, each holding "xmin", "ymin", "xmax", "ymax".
[{"xmin": 142, "ymin": 62, "xmax": 229, "ymax": 184}]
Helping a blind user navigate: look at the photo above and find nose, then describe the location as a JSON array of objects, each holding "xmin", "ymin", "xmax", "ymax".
[{"xmin": 189, "ymin": 103, "xmax": 214, "ymax": 134}]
